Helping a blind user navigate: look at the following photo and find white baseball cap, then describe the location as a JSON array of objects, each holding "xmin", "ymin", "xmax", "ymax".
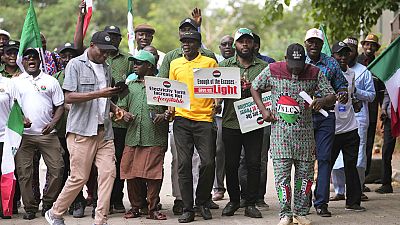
[
  {"xmin": 305, "ymin": 28, "xmax": 324, "ymax": 42},
  {"xmin": 0, "ymin": 29, "xmax": 10, "ymax": 38}
]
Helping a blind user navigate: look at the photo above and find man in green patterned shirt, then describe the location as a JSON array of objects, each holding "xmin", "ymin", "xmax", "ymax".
[
  {"xmin": 218, "ymin": 28, "xmax": 268, "ymax": 219},
  {"xmin": 251, "ymin": 43, "xmax": 335, "ymax": 225},
  {"xmin": 118, "ymin": 50, "xmax": 170, "ymax": 220},
  {"xmin": 104, "ymin": 25, "xmax": 133, "ymax": 213}
]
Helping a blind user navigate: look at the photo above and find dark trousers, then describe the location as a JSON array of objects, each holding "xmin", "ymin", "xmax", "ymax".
[
  {"xmin": 127, "ymin": 178, "xmax": 162, "ymax": 213},
  {"xmin": 381, "ymin": 119, "xmax": 397, "ymax": 185},
  {"xmin": 110, "ymin": 127, "xmax": 127, "ymax": 205},
  {"xmin": 331, "ymin": 129, "xmax": 362, "ymax": 206},
  {"xmin": 239, "ymin": 126, "xmax": 270, "ymax": 201},
  {"xmin": 173, "ymin": 117, "xmax": 216, "ymax": 211},
  {"xmin": 365, "ymin": 121, "xmax": 377, "ymax": 177},
  {"xmin": 313, "ymin": 112, "xmax": 335, "ymax": 208},
  {"xmin": 223, "ymin": 127, "xmax": 263, "ymax": 205}
]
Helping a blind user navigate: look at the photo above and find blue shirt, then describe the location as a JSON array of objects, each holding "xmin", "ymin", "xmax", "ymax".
[
  {"xmin": 257, "ymin": 53, "xmax": 276, "ymax": 64},
  {"xmin": 306, "ymin": 53, "xmax": 347, "ymax": 93}
]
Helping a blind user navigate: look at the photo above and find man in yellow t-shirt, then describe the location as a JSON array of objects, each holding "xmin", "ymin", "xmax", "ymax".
[{"xmin": 168, "ymin": 31, "xmax": 217, "ymax": 223}]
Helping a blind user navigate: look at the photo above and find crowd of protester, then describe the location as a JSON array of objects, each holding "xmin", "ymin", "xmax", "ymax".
[{"xmin": 0, "ymin": 4, "xmax": 398, "ymax": 225}]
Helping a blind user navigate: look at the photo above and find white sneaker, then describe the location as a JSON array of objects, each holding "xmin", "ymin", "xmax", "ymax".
[
  {"xmin": 278, "ymin": 216, "xmax": 294, "ymax": 225},
  {"xmin": 45, "ymin": 210, "xmax": 65, "ymax": 225},
  {"xmin": 293, "ymin": 215, "xmax": 312, "ymax": 225}
]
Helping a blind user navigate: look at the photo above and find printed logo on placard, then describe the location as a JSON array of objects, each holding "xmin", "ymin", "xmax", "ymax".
[
  {"xmin": 256, "ymin": 117, "xmax": 264, "ymax": 125},
  {"xmin": 212, "ymin": 70, "xmax": 221, "ymax": 78},
  {"xmin": 163, "ymin": 81, "xmax": 171, "ymax": 88},
  {"xmin": 277, "ymin": 95, "xmax": 300, "ymax": 124}
]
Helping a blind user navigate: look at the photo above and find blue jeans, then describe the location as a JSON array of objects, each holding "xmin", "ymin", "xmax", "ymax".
[{"xmin": 312, "ymin": 112, "xmax": 335, "ymax": 208}]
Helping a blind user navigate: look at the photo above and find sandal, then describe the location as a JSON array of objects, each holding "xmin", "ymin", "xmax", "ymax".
[
  {"xmin": 146, "ymin": 211, "xmax": 167, "ymax": 220},
  {"xmin": 123, "ymin": 208, "xmax": 140, "ymax": 219}
]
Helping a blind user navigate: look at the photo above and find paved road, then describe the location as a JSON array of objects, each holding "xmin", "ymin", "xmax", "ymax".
[{"xmin": 5, "ymin": 151, "xmax": 400, "ymax": 225}]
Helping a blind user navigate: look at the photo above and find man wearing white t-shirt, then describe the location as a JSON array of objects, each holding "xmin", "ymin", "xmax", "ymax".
[
  {"xmin": 12, "ymin": 48, "xmax": 65, "ymax": 220},
  {"xmin": 329, "ymin": 42, "xmax": 365, "ymax": 212}
]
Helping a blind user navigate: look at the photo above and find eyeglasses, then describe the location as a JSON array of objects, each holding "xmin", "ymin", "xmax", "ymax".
[
  {"xmin": 133, "ymin": 60, "xmax": 145, "ymax": 66},
  {"xmin": 220, "ymin": 42, "xmax": 233, "ymax": 47}
]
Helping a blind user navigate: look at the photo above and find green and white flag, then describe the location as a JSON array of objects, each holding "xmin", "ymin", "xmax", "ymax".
[
  {"xmin": 1, "ymin": 101, "xmax": 24, "ymax": 216},
  {"xmin": 17, "ymin": 0, "xmax": 47, "ymax": 73},
  {"xmin": 127, "ymin": 0, "xmax": 135, "ymax": 54},
  {"xmin": 319, "ymin": 24, "xmax": 332, "ymax": 56},
  {"xmin": 368, "ymin": 36, "xmax": 400, "ymax": 137}
]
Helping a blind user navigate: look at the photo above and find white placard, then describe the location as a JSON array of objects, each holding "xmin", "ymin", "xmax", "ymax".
[
  {"xmin": 234, "ymin": 91, "xmax": 272, "ymax": 133},
  {"xmin": 193, "ymin": 67, "xmax": 241, "ymax": 99},
  {"xmin": 145, "ymin": 76, "xmax": 190, "ymax": 110}
]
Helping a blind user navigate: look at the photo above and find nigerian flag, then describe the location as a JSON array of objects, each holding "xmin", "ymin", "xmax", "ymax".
[
  {"xmin": 319, "ymin": 25, "xmax": 332, "ymax": 56},
  {"xmin": 1, "ymin": 101, "xmax": 24, "ymax": 217},
  {"xmin": 368, "ymin": 36, "xmax": 400, "ymax": 137},
  {"xmin": 18, "ymin": 0, "xmax": 47, "ymax": 73},
  {"xmin": 127, "ymin": 0, "xmax": 135, "ymax": 54}
]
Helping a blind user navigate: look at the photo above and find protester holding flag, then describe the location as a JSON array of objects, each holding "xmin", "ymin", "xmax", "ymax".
[
  {"xmin": 304, "ymin": 28, "xmax": 348, "ymax": 217},
  {"xmin": 251, "ymin": 43, "xmax": 335, "ymax": 225},
  {"xmin": 11, "ymin": 47, "xmax": 65, "ymax": 220}
]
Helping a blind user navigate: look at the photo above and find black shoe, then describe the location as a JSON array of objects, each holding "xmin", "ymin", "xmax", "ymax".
[
  {"xmin": 316, "ymin": 205, "xmax": 331, "ymax": 217},
  {"xmin": 198, "ymin": 205, "xmax": 212, "ymax": 220},
  {"xmin": 244, "ymin": 206, "xmax": 262, "ymax": 218},
  {"xmin": 375, "ymin": 185, "xmax": 393, "ymax": 194},
  {"xmin": 0, "ymin": 211, "xmax": 11, "ymax": 219},
  {"xmin": 221, "ymin": 202, "xmax": 240, "ymax": 216},
  {"xmin": 23, "ymin": 211, "xmax": 36, "ymax": 220},
  {"xmin": 178, "ymin": 211, "xmax": 195, "ymax": 223},
  {"xmin": 363, "ymin": 185, "xmax": 371, "ymax": 192},
  {"xmin": 41, "ymin": 205, "xmax": 51, "ymax": 217},
  {"xmin": 345, "ymin": 204, "xmax": 366, "ymax": 212},
  {"xmin": 73, "ymin": 201, "xmax": 86, "ymax": 218},
  {"xmin": 206, "ymin": 200, "xmax": 219, "ymax": 209},
  {"xmin": 173, "ymin": 199, "xmax": 184, "ymax": 215}
]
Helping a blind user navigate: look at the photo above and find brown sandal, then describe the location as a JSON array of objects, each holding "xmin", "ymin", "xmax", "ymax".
[
  {"xmin": 124, "ymin": 208, "xmax": 140, "ymax": 219},
  {"xmin": 146, "ymin": 211, "xmax": 167, "ymax": 220}
]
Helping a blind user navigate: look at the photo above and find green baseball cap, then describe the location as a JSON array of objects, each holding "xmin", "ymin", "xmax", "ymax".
[
  {"xmin": 128, "ymin": 50, "xmax": 155, "ymax": 66},
  {"xmin": 234, "ymin": 28, "xmax": 254, "ymax": 43}
]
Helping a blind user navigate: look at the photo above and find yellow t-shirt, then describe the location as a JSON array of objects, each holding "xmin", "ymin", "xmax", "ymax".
[{"xmin": 169, "ymin": 53, "xmax": 217, "ymax": 122}]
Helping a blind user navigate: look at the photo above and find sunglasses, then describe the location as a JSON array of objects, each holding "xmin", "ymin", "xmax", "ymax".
[
  {"xmin": 133, "ymin": 60, "xmax": 145, "ymax": 66},
  {"xmin": 23, "ymin": 54, "xmax": 39, "ymax": 60}
]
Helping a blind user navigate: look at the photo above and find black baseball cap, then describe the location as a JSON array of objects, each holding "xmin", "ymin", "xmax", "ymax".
[
  {"xmin": 23, "ymin": 47, "xmax": 39, "ymax": 57},
  {"xmin": 91, "ymin": 31, "xmax": 117, "ymax": 50},
  {"xmin": 331, "ymin": 41, "xmax": 351, "ymax": 54},
  {"xmin": 179, "ymin": 31, "xmax": 201, "ymax": 42},
  {"xmin": 286, "ymin": 43, "xmax": 306, "ymax": 68},
  {"xmin": 179, "ymin": 18, "xmax": 198, "ymax": 30},
  {"xmin": 4, "ymin": 40, "xmax": 20, "ymax": 52},
  {"xmin": 57, "ymin": 42, "xmax": 77, "ymax": 53},
  {"xmin": 104, "ymin": 25, "xmax": 121, "ymax": 36}
]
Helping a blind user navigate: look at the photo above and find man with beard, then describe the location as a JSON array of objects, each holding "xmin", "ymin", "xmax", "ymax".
[
  {"xmin": 329, "ymin": 41, "xmax": 365, "ymax": 212},
  {"xmin": 212, "ymin": 35, "xmax": 234, "ymax": 202},
  {"xmin": 331, "ymin": 37, "xmax": 375, "ymax": 202},
  {"xmin": 218, "ymin": 28, "xmax": 268, "ymax": 218},
  {"xmin": 46, "ymin": 31, "xmax": 125, "ymax": 225},
  {"xmin": 304, "ymin": 28, "xmax": 348, "ymax": 217},
  {"xmin": 0, "ymin": 40, "xmax": 22, "ymax": 78},
  {"xmin": 168, "ymin": 31, "xmax": 217, "ymax": 223},
  {"xmin": 358, "ymin": 34, "xmax": 385, "ymax": 191},
  {"xmin": 251, "ymin": 43, "xmax": 335, "ymax": 225},
  {"xmin": 103, "ymin": 25, "xmax": 132, "ymax": 214},
  {"xmin": 11, "ymin": 48, "xmax": 65, "ymax": 220}
]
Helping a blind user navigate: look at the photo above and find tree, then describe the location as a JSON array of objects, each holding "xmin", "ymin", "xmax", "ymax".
[{"xmin": 263, "ymin": 0, "xmax": 400, "ymax": 42}]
